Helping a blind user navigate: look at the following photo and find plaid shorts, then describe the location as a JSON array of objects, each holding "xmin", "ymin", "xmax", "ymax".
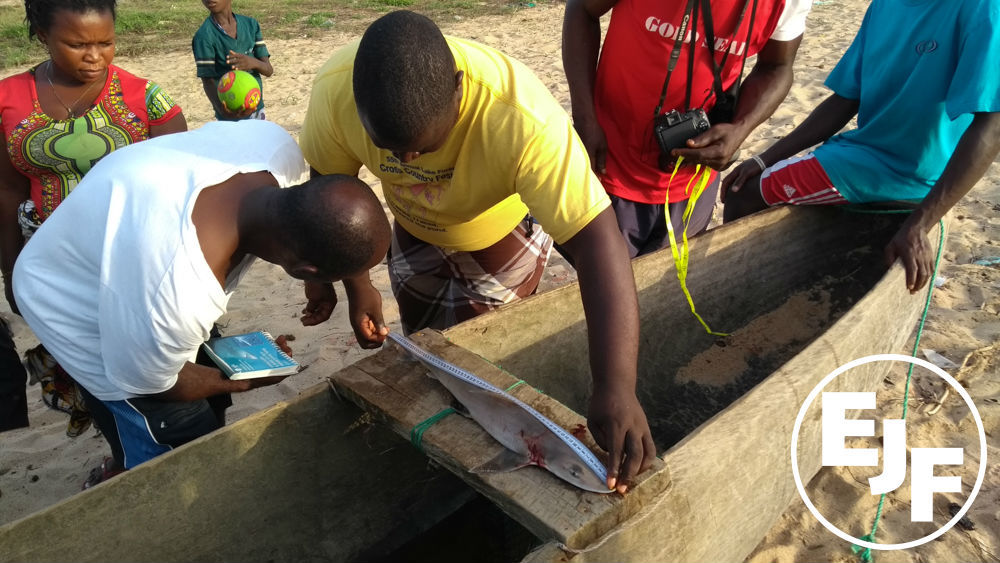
[{"xmin": 388, "ymin": 217, "xmax": 553, "ymax": 333}]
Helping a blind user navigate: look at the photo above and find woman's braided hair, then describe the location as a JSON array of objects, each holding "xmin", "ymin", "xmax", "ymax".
[{"xmin": 24, "ymin": 0, "xmax": 117, "ymax": 40}]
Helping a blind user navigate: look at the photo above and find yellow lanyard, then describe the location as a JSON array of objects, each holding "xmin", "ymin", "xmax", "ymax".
[{"xmin": 664, "ymin": 158, "xmax": 729, "ymax": 337}]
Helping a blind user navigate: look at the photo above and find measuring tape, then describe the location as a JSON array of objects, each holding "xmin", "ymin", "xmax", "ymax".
[
  {"xmin": 664, "ymin": 158, "xmax": 728, "ymax": 336},
  {"xmin": 387, "ymin": 333, "xmax": 609, "ymax": 484}
]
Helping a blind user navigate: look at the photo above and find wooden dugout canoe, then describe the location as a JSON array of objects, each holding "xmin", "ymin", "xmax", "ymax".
[{"xmin": 0, "ymin": 207, "xmax": 938, "ymax": 562}]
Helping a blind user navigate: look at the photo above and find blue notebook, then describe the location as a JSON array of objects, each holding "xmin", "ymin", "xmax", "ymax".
[{"xmin": 201, "ymin": 331, "xmax": 299, "ymax": 380}]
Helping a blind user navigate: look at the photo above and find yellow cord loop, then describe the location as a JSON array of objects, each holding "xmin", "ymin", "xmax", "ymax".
[{"xmin": 664, "ymin": 157, "xmax": 729, "ymax": 337}]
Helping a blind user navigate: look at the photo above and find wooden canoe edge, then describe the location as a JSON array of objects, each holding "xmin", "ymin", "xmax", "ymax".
[
  {"xmin": 518, "ymin": 219, "xmax": 948, "ymax": 563},
  {"xmin": 0, "ymin": 376, "xmax": 474, "ymax": 563}
]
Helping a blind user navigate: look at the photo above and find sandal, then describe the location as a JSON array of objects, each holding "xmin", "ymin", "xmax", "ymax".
[
  {"xmin": 25, "ymin": 345, "xmax": 94, "ymax": 438},
  {"xmin": 82, "ymin": 457, "xmax": 124, "ymax": 490}
]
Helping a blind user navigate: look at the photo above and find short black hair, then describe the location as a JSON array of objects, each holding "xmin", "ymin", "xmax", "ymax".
[
  {"xmin": 353, "ymin": 10, "xmax": 456, "ymax": 148},
  {"xmin": 279, "ymin": 175, "xmax": 390, "ymax": 280},
  {"xmin": 25, "ymin": 0, "xmax": 117, "ymax": 40}
]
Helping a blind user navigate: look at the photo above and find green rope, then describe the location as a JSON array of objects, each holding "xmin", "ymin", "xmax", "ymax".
[
  {"xmin": 851, "ymin": 219, "xmax": 945, "ymax": 562},
  {"xmin": 408, "ymin": 380, "xmax": 529, "ymax": 450},
  {"xmin": 505, "ymin": 380, "xmax": 527, "ymax": 392},
  {"xmin": 410, "ymin": 407, "xmax": 456, "ymax": 450}
]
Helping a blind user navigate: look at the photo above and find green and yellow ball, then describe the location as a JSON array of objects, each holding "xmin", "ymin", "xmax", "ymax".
[{"xmin": 216, "ymin": 70, "xmax": 261, "ymax": 112}]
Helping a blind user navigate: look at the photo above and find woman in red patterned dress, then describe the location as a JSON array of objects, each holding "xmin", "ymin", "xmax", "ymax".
[{"xmin": 0, "ymin": 0, "xmax": 187, "ymax": 442}]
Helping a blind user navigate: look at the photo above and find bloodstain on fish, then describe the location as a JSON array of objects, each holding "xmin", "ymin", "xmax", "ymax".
[{"xmin": 521, "ymin": 431, "xmax": 547, "ymax": 468}]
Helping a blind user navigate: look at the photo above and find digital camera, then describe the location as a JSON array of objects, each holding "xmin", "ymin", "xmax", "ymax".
[{"xmin": 653, "ymin": 108, "xmax": 711, "ymax": 156}]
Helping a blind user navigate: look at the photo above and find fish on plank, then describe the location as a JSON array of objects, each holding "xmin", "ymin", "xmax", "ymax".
[{"xmin": 388, "ymin": 333, "xmax": 612, "ymax": 494}]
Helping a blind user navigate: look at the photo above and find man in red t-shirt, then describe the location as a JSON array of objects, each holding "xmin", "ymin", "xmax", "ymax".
[{"xmin": 563, "ymin": 0, "xmax": 810, "ymax": 257}]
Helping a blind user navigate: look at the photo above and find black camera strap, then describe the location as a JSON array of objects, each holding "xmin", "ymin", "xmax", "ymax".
[
  {"xmin": 685, "ymin": 1, "xmax": 699, "ymax": 110},
  {"xmin": 698, "ymin": 0, "xmax": 758, "ymax": 110},
  {"xmin": 653, "ymin": 0, "xmax": 698, "ymax": 117}
]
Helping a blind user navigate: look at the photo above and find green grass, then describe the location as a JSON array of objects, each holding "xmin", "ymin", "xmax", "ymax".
[
  {"xmin": 0, "ymin": 0, "xmax": 540, "ymax": 70},
  {"xmin": 280, "ymin": 10, "xmax": 305, "ymax": 24},
  {"xmin": 305, "ymin": 12, "xmax": 337, "ymax": 27}
]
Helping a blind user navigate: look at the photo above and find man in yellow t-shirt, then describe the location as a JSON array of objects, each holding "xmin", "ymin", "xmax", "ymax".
[{"xmin": 299, "ymin": 10, "xmax": 654, "ymax": 492}]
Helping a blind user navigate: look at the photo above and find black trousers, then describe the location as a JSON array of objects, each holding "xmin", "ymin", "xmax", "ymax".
[{"xmin": 0, "ymin": 316, "xmax": 28, "ymax": 432}]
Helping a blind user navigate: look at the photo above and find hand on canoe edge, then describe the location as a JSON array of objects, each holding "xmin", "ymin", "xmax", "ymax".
[
  {"xmin": 587, "ymin": 389, "xmax": 657, "ymax": 494},
  {"xmin": 885, "ymin": 221, "xmax": 936, "ymax": 295}
]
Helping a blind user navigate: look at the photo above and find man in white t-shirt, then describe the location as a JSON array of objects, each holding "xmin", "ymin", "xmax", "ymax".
[
  {"xmin": 12, "ymin": 120, "xmax": 391, "ymax": 479},
  {"xmin": 563, "ymin": 0, "xmax": 811, "ymax": 257}
]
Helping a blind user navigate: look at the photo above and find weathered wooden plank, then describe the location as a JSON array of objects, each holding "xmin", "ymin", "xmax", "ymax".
[{"xmin": 330, "ymin": 330, "xmax": 671, "ymax": 550}]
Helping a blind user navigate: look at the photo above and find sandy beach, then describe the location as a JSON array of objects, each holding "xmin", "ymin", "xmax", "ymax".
[{"xmin": 1, "ymin": 1, "xmax": 998, "ymax": 561}]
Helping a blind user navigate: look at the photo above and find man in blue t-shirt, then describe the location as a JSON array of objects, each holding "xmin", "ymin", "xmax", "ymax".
[
  {"xmin": 722, "ymin": 0, "xmax": 1000, "ymax": 294},
  {"xmin": 192, "ymin": 0, "xmax": 272, "ymax": 121}
]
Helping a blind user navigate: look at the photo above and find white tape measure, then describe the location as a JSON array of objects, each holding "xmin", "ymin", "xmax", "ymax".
[{"xmin": 388, "ymin": 333, "xmax": 608, "ymax": 484}]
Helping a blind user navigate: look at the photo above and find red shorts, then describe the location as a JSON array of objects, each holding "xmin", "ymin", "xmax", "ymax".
[{"xmin": 759, "ymin": 154, "xmax": 848, "ymax": 206}]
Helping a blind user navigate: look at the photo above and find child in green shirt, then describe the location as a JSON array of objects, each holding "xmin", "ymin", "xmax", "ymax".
[{"xmin": 192, "ymin": 0, "xmax": 272, "ymax": 120}]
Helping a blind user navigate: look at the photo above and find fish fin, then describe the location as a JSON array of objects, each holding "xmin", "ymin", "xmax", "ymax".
[
  {"xmin": 450, "ymin": 398, "xmax": 471, "ymax": 417},
  {"xmin": 470, "ymin": 449, "xmax": 533, "ymax": 474}
]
